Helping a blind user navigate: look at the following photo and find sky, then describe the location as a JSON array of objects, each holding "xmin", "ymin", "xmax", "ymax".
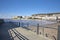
[{"xmin": 0, "ymin": 0, "xmax": 60, "ymax": 18}]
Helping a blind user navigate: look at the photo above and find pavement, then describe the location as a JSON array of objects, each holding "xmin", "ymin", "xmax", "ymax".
[{"xmin": 0, "ymin": 22, "xmax": 52, "ymax": 40}]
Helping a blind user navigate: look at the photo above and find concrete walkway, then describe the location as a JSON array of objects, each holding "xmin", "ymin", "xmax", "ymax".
[
  {"xmin": 11, "ymin": 27, "xmax": 51, "ymax": 40},
  {"xmin": 0, "ymin": 22, "xmax": 19, "ymax": 40},
  {"xmin": 0, "ymin": 22, "xmax": 51, "ymax": 40}
]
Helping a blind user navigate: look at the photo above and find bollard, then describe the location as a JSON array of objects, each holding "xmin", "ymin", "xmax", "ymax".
[{"xmin": 37, "ymin": 23, "xmax": 39, "ymax": 35}]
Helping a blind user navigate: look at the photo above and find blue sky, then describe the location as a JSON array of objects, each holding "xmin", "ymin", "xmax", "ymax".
[{"xmin": 0, "ymin": 0, "xmax": 60, "ymax": 18}]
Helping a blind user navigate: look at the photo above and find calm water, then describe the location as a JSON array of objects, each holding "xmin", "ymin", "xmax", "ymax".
[{"xmin": 4, "ymin": 19, "xmax": 57, "ymax": 26}]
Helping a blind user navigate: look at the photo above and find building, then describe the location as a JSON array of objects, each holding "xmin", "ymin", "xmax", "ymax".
[
  {"xmin": 32, "ymin": 12, "xmax": 60, "ymax": 20},
  {"xmin": 12, "ymin": 16, "xmax": 22, "ymax": 19},
  {"xmin": 23, "ymin": 16, "xmax": 32, "ymax": 19}
]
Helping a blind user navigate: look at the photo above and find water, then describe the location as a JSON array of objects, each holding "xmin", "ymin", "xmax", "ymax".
[{"xmin": 4, "ymin": 19, "xmax": 57, "ymax": 26}]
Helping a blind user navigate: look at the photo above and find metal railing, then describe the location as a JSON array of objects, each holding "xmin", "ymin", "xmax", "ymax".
[{"xmin": 10, "ymin": 21, "xmax": 59, "ymax": 40}]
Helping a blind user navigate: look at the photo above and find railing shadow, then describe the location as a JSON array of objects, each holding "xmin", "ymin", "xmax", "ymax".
[
  {"xmin": 9, "ymin": 29, "xmax": 29, "ymax": 40},
  {"xmin": 0, "ymin": 22, "xmax": 29, "ymax": 40}
]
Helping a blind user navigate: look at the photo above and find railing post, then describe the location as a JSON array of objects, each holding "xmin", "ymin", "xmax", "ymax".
[
  {"xmin": 22, "ymin": 22, "xmax": 24, "ymax": 27},
  {"xmin": 19, "ymin": 22, "xmax": 20, "ymax": 27},
  {"xmin": 27, "ymin": 22, "xmax": 29, "ymax": 27},
  {"xmin": 37, "ymin": 23, "xmax": 39, "ymax": 35}
]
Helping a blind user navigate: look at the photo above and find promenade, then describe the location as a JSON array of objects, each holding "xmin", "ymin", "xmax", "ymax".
[{"xmin": 0, "ymin": 22, "xmax": 51, "ymax": 40}]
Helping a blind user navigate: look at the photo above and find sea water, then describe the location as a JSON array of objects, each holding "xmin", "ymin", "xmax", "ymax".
[{"xmin": 4, "ymin": 19, "xmax": 57, "ymax": 26}]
